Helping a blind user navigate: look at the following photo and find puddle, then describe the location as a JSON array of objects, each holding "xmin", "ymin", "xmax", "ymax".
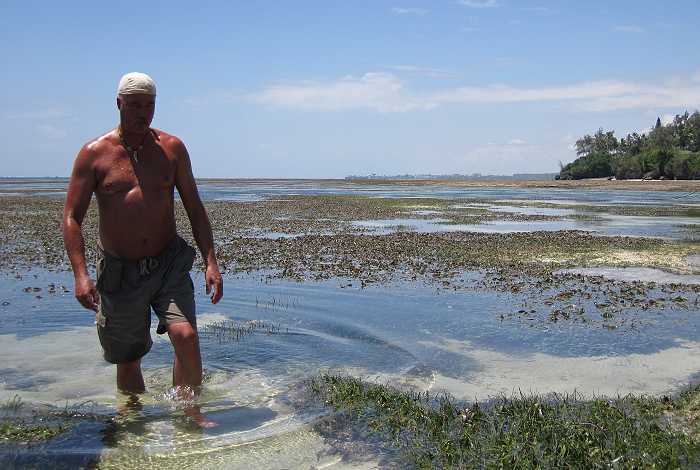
[
  {"xmin": 588, "ymin": 214, "xmax": 700, "ymax": 240},
  {"xmin": 468, "ymin": 204, "xmax": 576, "ymax": 217},
  {"xmin": 239, "ymin": 229, "xmax": 305, "ymax": 239},
  {"xmin": 557, "ymin": 267, "xmax": 700, "ymax": 285},
  {"xmin": 688, "ymin": 255, "xmax": 700, "ymax": 268},
  {"xmin": 350, "ymin": 213, "xmax": 698, "ymax": 240},
  {"xmin": 351, "ymin": 217, "xmax": 587, "ymax": 235},
  {"xmin": 409, "ymin": 209, "xmax": 444, "ymax": 216},
  {"xmin": 351, "ymin": 218, "xmax": 451, "ymax": 233},
  {"xmin": 449, "ymin": 220, "xmax": 584, "ymax": 233}
]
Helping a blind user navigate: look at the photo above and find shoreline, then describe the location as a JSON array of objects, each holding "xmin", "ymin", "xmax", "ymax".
[
  {"xmin": 1, "ymin": 177, "xmax": 700, "ymax": 193},
  {"xmin": 343, "ymin": 177, "xmax": 700, "ymax": 191}
]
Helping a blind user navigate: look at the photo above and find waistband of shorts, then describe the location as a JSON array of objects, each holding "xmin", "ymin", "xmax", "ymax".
[{"xmin": 97, "ymin": 235, "xmax": 186, "ymax": 267}]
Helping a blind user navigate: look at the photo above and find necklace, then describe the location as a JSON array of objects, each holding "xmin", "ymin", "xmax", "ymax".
[{"xmin": 117, "ymin": 126, "xmax": 148, "ymax": 163}]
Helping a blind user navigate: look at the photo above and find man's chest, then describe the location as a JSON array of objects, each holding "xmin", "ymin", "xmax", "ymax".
[{"xmin": 96, "ymin": 147, "xmax": 176, "ymax": 197}]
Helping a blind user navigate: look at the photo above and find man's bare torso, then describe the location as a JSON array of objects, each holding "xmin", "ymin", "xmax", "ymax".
[{"xmin": 88, "ymin": 128, "xmax": 180, "ymax": 260}]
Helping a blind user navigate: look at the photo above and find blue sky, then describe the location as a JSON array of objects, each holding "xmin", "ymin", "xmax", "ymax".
[{"xmin": 1, "ymin": 1, "xmax": 699, "ymax": 178}]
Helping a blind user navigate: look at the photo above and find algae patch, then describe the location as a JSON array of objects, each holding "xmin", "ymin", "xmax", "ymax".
[
  {"xmin": 0, "ymin": 397, "xmax": 66, "ymax": 443},
  {"xmin": 0, "ymin": 420, "xmax": 65, "ymax": 442},
  {"xmin": 310, "ymin": 374, "xmax": 700, "ymax": 469}
]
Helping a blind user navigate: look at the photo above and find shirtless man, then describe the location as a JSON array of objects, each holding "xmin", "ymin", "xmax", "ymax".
[{"xmin": 62, "ymin": 72, "xmax": 223, "ymax": 394}]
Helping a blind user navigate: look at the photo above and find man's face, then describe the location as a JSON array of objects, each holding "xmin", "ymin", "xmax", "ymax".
[{"xmin": 117, "ymin": 93, "xmax": 155, "ymax": 133}]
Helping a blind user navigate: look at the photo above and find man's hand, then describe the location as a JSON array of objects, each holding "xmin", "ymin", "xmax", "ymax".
[
  {"xmin": 75, "ymin": 275, "xmax": 99, "ymax": 311},
  {"xmin": 205, "ymin": 264, "xmax": 223, "ymax": 304}
]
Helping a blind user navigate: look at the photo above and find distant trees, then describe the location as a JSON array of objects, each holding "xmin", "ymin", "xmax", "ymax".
[
  {"xmin": 557, "ymin": 111, "xmax": 700, "ymax": 180},
  {"xmin": 574, "ymin": 129, "xmax": 619, "ymax": 157},
  {"xmin": 559, "ymin": 152, "xmax": 613, "ymax": 180}
]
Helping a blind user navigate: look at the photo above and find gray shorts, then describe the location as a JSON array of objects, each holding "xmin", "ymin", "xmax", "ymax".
[{"xmin": 95, "ymin": 236, "xmax": 197, "ymax": 364}]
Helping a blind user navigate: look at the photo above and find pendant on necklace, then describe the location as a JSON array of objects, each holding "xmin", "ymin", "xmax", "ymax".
[{"xmin": 117, "ymin": 126, "xmax": 146, "ymax": 164}]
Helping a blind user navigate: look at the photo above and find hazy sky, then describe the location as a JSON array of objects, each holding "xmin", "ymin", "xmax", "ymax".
[{"xmin": 2, "ymin": 1, "xmax": 699, "ymax": 178}]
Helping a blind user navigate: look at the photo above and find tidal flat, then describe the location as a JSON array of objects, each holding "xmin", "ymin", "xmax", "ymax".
[{"xmin": 1, "ymin": 182, "xmax": 700, "ymax": 468}]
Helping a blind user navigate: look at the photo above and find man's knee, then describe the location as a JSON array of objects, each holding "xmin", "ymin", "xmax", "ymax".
[{"xmin": 168, "ymin": 322, "xmax": 199, "ymax": 349}]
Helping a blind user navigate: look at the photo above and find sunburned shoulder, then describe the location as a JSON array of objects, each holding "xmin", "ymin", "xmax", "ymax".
[
  {"xmin": 152, "ymin": 128, "xmax": 185, "ymax": 148},
  {"xmin": 78, "ymin": 129, "xmax": 118, "ymax": 160}
]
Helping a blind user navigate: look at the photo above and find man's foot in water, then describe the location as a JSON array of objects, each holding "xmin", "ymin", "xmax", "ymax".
[
  {"xmin": 171, "ymin": 385, "xmax": 218, "ymax": 428},
  {"xmin": 185, "ymin": 405, "xmax": 218, "ymax": 428}
]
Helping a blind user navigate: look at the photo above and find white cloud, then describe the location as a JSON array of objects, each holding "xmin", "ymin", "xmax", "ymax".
[
  {"xmin": 392, "ymin": 7, "xmax": 428, "ymax": 15},
  {"xmin": 432, "ymin": 81, "xmax": 646, "ymax": 104},
  {"xmin": 458, "ymin": 0, "xmax": 499, "ymax": 8},
  {"xmin": 249, "ymin": 72, "xmax": 700, "ymax": 113},
  {"xmin": 390, "ymin": 65, "xmax": 451, "ymax": 78},
  {"xmin": 577, "ymin": 83, "xmax": 700, "ymax": 111},
  {"xmin": 250, "ymin": 73, "xmax": 432, "ymax": 112},
  {"xmin": 508, "ymin": 138, "xmax": 527, "ymax": 145},
  {"xmin": 613, "ymin": 25, "xmax": 644, "ymax": 33}
]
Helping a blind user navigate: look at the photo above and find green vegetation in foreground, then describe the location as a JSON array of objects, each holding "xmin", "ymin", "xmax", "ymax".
[
  {"xmin": 558, "ymin": 111, "xmax": 700, "ymax": 180},
  {"xmin": 311, "ymin": 374, "xmax": 700, "ymax": 469},
  {"xmin": 0, "ymin": 396, "xmax": 67, "ymax": 443},
  {"xmin": 0, "ymin": 420, "xmax": 65, "ymax": 442}
]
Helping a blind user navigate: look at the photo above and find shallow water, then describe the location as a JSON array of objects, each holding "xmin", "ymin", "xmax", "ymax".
[
  {"xmin": 1, "ymin": 177, "xmax": 698, "ymax": 207},
  {"xmin": 3, "ymin": 178, "xmax": 698, "ymax": 240},
  {"xmin": 557, "ymin": 267, "xmax": 700, "ymax": 285},
  {"xmin": 351, "ymin": 214, "xmax": 698, "ymax": 240},
  {"xmin": 1, "ymin": 179, "xmax": 700, "ymax": 467},
  {"xmin": 454, "ymin": 203, "xmax": 578, "ymax": 217},
  {"xmin": 2, "ymin": 267, "xmax": 700, "ymax": 466}
]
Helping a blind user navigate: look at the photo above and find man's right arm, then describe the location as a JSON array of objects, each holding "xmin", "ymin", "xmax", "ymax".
[{"xmin": 63, "ymin": 145, "xmax": 99, "ymax": 311}]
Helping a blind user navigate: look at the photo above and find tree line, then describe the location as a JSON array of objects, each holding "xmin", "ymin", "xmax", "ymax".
[{"xmin": 557, "ymin": 111, "xmax": 700, "ymax": 180}]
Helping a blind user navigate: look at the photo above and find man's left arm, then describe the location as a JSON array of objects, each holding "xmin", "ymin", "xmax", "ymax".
[{"xmin": 173, "ymin": 138, "xmax": 223, "ymax": 304}]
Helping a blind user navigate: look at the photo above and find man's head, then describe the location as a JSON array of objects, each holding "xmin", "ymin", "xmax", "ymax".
[{"xmin": 116, "ymin": 72, "xmax": 156, "ymax": 134}]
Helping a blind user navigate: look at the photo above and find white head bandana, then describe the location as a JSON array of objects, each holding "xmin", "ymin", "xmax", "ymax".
[{"xmin": 117, "ymin": 72, "xmax": 156, "ymax": 96}]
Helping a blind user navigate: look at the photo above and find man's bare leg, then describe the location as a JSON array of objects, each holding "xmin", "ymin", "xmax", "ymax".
[
  {"xmin": 167, "ymin": 322, "xmax": 216, "ymax": 428},
  {"xmin": 168, "ymin": 321, "xmax": 203, "ymax": 388},
  {"xmin": 116, "ymin": 359, "xmax": 145, "ymax": 393}
]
